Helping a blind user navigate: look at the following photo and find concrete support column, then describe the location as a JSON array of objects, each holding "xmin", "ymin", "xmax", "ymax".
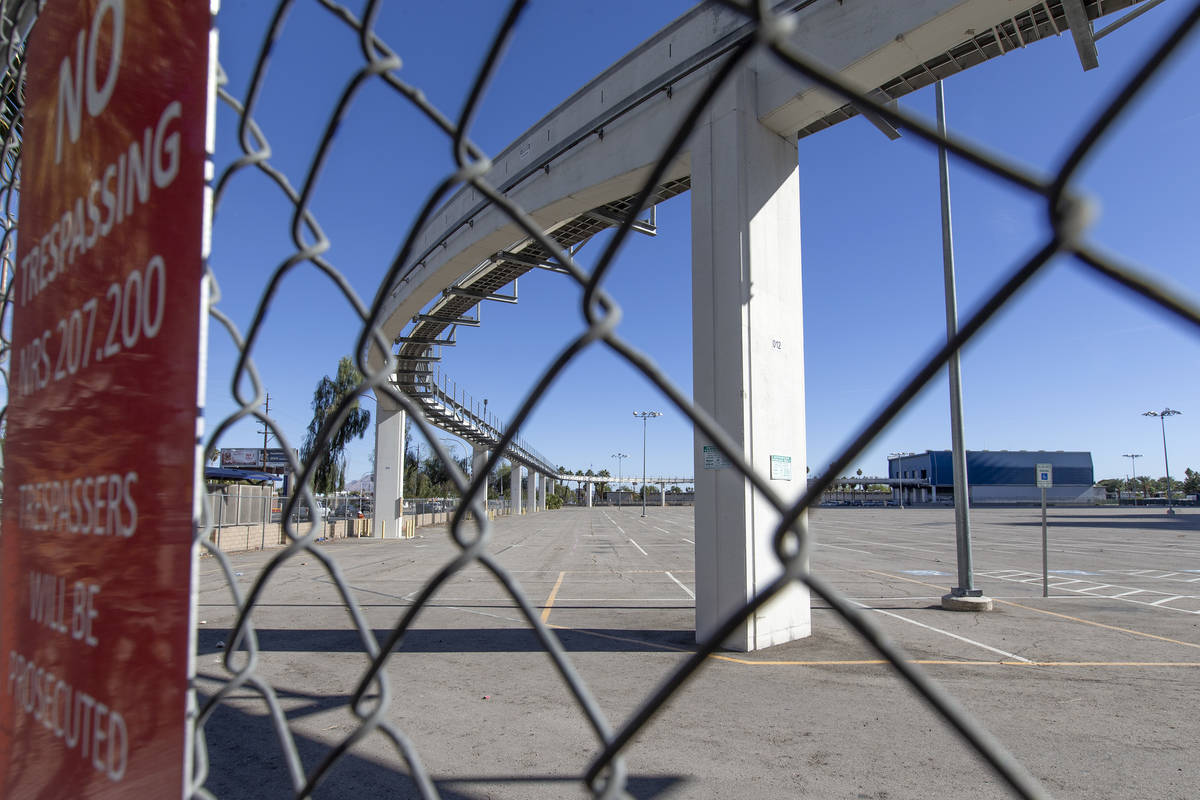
[
  {"xmin": 932, "ymin": 485, "xmax": 938, "ymax": 502},
  {"xmin": 472, "ymin": 444, "xmax": 488, "ymax": 516},
  {"xmin": 537, "ymin": 473, "xmax": 546, "ymax": 511},
  {"xmin": 661, "ymin": 483, "xmax": 667, "ymax": 507},
  {"xmin": 510, "ymin": 462, "xmax": 522, "ymax": 515},
  {"xmin": 586, "ymin": 482, "xmax": 593, "ymax": 508},
  {"xmin": 525, "ymin": 468, "xmax": 535, "ymax": 514},
  {"xmin": 691, "ymin": 67, "xmax": 809, "ymax": 652},
  {"xmin": 372, "ymin": 395, "xmax": 405, "ymax": 539}
]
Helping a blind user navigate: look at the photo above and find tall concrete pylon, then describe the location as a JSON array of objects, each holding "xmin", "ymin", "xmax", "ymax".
[
  {"xmin": 690, "ymin": 68, "xmax": 809, "ymax": 652},
  {"xmin": 510, "ymin": 462, "xmax": 522, "ymax": 515},
  {"xmin": 472, "ymin": 444, "xmax": 489, "ymax": 516},
  {"xmin": 373, "ymin": 397, "xmax": 406, "ymax": 539}
]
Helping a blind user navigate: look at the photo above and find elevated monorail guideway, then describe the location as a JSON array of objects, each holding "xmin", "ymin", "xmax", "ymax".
[{"xmin": 371, "ymin": 0, "xmax": 1151, "ymax": 651}]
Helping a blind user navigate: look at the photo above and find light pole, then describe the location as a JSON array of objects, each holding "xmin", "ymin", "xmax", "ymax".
[
  {"xmin": 1122, "ymin": 453, "xmax": 1142, "ymax": 506},
  {"xmin": 612, "ymin": 452, "xmax": 628, "ymax": 509},
  {"xmin": 890, "ymin": 452, "xmax": 913, "ymax": 509},
  {"xmin": 1143, "ymin": 409, "xmax": 1181, "ymax": 515},
  {"xmin": 633, "ymin": 411, "xmax": 663, "ymax": 518}
]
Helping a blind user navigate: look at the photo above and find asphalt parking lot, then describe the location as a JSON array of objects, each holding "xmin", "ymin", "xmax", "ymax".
[{"xmin": 196, "ymin": 505, "xmax": 1200, "ymax": 799}]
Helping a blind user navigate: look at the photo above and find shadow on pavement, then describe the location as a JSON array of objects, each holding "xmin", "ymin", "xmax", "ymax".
[
  {"xmin": 198, "ymin": 626, "xmax": 695, "ymax": 656},
  {"xmin": 196, "ymin": 689, "xmax": 685, "ymax": 799},
  {"xmin": 1009, "ymin": 514, "xmax": 1200, "ymax": 531}
]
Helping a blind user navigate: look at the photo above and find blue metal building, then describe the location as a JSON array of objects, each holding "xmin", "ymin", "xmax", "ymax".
[{"xmin": 887, "ymin": 450, "xmax": 1099, "ymax": 504}]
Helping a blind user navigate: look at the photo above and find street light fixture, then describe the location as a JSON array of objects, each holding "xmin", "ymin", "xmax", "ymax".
[
  {"xmin": 1143, "ymin": 409, "xmax": 1181, "ymax": 515},
  {"xmin": 633, "ymin": 411, "xmax": 663, "ymax": 518},
  {"xmin": 1121, "ymin": 453, "xmax": 1142, "ymax": 506},
  {"xmin": 612, "ymin": 452, "xmax": 628, "ymax": 509}
]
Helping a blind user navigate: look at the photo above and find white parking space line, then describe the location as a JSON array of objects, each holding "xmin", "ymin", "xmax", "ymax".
[
  {"xmin": 833, "ymin": 537, "xmax": 944, "ymax": 556},
  {"xmin": 1102, "ymin": 570, "xmax": 1200, "ymax": 585},
  {"xmin": 850, "ymin": 600, "xmax": 1030, "ymax": 663},
  {"xmin": 681, "ymin": 538, "xmax": 694, "ymax": 544},
  {"xmin": 552, "ymin": 598, "xmax": 695, "ymax": 603},
  {"xmin": 980, "ymin": 570, "xmax": 1200, "ymax": 614},
  {"xmin": 629, "ymin": 538, "xmax": 648, "ymax": 557},
  {"xmin": 601, "ymin": 511, "xmax": 626, "ymax": 535},
  {"xmin": 665, "ymin": 571, "xmax": 695, "ymax": 599},
  {"xmin": 815, "ymin": 542, "xmax": 875, "ymax": 555}
]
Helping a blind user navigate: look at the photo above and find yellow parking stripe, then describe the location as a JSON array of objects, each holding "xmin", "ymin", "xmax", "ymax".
[{"xmin": 541, "ymin": 571, "xmax": 565, "ymax": 623}]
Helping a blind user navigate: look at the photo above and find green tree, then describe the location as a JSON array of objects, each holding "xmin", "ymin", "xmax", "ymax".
[
  {"xmin": 422, "ymin": 455, "xmax": 468, "ymax": 495},
  {"xmin": 1182, "ymin": 468, "xmax": 1199, "ymax": 497},
  {"xmin": 300, "ymin": 356, "xmax": 371, "ymax": 493},
  {"xmin": 1131, "ymin": 475, "xmax": 1153, "ymax": 498},
  {"xmin": 412, "ymin": 472, "xmax": 434, "ymax": 498},
  {"xmin": 596, "ymin": 469, "xmax": 611, "ymax": 495}
]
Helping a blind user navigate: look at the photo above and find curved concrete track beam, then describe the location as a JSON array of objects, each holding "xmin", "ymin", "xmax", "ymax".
[{"xmin": 370, "ymin": 0, "xmax": 1096, "ymax": 361}]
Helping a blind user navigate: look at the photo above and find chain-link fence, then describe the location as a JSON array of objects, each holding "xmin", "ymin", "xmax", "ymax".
[{"xmin": 3, "ymin": 0, "xmax": 1200, "ymax": 798}]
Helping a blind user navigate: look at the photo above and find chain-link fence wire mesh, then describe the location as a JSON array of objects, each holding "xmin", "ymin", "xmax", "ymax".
[
  {"xmin": 2, "ymin": 0, "xmax": 1199, "ymax": 797},
  {"xmin": 0, "ymin": 1, "xmax": 25, "ymax": 509}
]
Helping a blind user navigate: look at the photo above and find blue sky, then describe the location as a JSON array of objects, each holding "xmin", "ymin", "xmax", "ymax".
[{"xmin": 206, "ymin": 0, "xmax": 1199, "ymax": 489}]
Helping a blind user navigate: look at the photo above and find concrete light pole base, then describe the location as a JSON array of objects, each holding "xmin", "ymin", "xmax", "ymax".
[{"xmin": 941, "ymin": 593, "xmax": 993, "ymax": 612}]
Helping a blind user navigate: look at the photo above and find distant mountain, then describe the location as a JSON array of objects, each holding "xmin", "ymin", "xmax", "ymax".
[{"xmin": 343, "ymin": 476, "xmax": 375, "ymax": 493}]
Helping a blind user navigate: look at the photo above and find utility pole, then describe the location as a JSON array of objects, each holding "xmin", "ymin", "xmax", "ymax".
[{"xmin": 258, "ymin": 393, "xmax": 271, "ymax": 469}]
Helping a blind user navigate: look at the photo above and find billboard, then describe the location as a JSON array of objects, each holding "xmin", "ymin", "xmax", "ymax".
[
  {"xmin": 220, "ymin": 448, "xmax": 294, "ymax": 469},
  {"xmin": 1, "ymin": 1, "xmax": 212, "ymax": 796}
]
